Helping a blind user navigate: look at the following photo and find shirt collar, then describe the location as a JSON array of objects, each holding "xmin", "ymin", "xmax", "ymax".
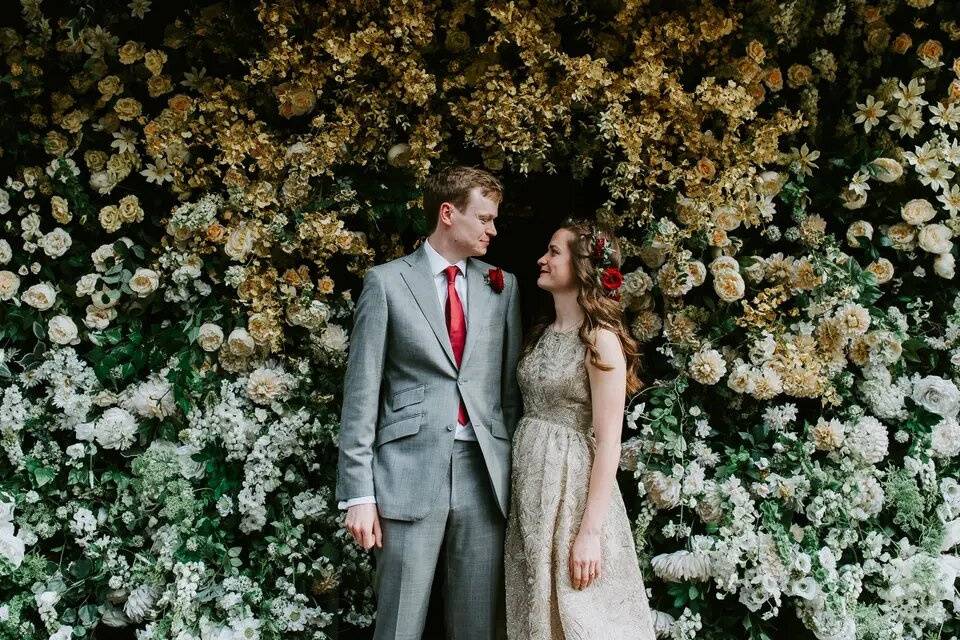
[{"xmin": 424, "ymin": 238, "xmax": 467, "ymax": 277}]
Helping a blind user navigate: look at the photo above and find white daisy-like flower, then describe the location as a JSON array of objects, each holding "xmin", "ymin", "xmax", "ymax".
[
  {"xmin": 848, "ymin": 171, "xmax": 871, "ymax": 197},
  {"xmin": 937, "ymin": 184, "xmax": 960, "ymax": 216},
  {"xmin": 917, "ymin": 161, "xmax": 954, "ymax": 193},
  {"xmin": 180, "ymin": 66, "xmax": 208, "ymax": 90},
  {"xmin": 902, "ymin": 140, "xmax": 940, "ymax": 173},
  {"xmin": 930, "ymin": 101, "xmax": 960, "ymax": 131},
  {"xmin": 941, "ymin": 136, "xmax": 960, "ymax": 166},
  {"xmin": 888, "ymin": 106, "xmax": 923, "ymax": 138},
  {"xmin": 854, "ymin": 95, "xmax": 886, "ymax": 133},
  {"xmin": 892, "ymin": 77, "xmax": 928, "ymax": 109},
  {"xmin": 140, "ymin": 158, "xmax": 174, "ymax": 185},
  {"xmin": 791, "ymin": 143, "xmax": 820, "ymax": 177},
  {"xmin": 128, "ymin": 0, "xmax": 151, "ymax": 19},
  {"xmin": 111, "ymin": 128, "xmax": 138, "ymax": 153}
]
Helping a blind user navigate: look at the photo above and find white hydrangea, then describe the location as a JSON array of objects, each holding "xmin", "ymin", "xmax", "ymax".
[
  {"xmin": 845, "ymin": 415, "xmax": 889, "ymax": 465},
  {"xmin": 930, "ymin": 417, "xmax": 960, "ymax": 458}
]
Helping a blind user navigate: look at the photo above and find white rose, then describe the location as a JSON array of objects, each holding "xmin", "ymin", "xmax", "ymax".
[
  {"xmin": 0, "ymin": 239, "xmax": 11, "ymax": 264},
  {"xmin": 20, "ymin": 213, "xmax": 41, "ymax": 238},
  {"xmin": 901, "ymin": 198, "xmax": 937, "ymax": 225},
  {"xmin": 21, "ymin": 282, "xmax": 57, "ymax": 310},
  {"xmin": 0, "ymin": 271, "xmax": 20, "ymax": 301},
  {"xmin": 91, "ymin": 244, "xmax": 117, "ymax": 272},
  {"xmin": 918, "ymin": 223, "xmax": 953, "ymax": 254},
  {"xmin": 224, "ymin": 224, "xmax": 255, "ymax": 261},
  {"xmin": 76, "ymin": 273, "xmax": 99, "ymax": 296},
  {"xmin": 49, "ymin": 626, "xmax": 73, "ymax": 640},
  {"xmin": 83, "ymin": 304, "xmax": 114, "ymax": 330},
  {"xmin": 38, "ymin": 228, "xmax": 72, "ymax": 259},
  {"xmin": 128, "ymin": 268, "xmax": 160, "ymax": 297},
  {"xmin": 227, "ymin": 328, "xmax": 256, "ymax": 357},
  {"xmin": 197, "ymin": 323, "xmax": 224, "ymax": 351},
  {"xmin": 935, "ymin": 253, "xmax": 955, "ymax": 279},
  {"xmin": 912, "ymin": 375, "xmax": 960, "ymax": 418},
  {"xmin": 47, "ymin": 315, "xmax": 78, "ymax": 345}
]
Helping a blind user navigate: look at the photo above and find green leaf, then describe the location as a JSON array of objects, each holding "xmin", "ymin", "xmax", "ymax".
[{"xmin": 33, "ymin": 466, "xmax": 57, "ymax": 487}]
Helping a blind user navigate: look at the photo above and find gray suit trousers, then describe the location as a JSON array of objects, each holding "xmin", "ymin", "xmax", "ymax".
[{"xmin": 372, "ymin": 440, "xmax": 506, "ymax": 640}]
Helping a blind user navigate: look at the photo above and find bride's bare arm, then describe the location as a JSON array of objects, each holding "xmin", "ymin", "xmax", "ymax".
[{"xmin": 570, "ymin": 327, "xmax": 627, "ymax": 589}]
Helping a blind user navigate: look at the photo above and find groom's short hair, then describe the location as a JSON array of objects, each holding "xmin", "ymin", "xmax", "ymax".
[{"xmin": 423, "ymin": 165, "xmax": 503, "ymax": 232}]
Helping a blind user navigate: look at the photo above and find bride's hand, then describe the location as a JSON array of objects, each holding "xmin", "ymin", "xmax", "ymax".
[{"xmin": 569, "ymin": 529, "xmax": 602, "ymax": 590}]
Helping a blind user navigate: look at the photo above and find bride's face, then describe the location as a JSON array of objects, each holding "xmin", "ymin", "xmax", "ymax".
[{"xmin": 536, "ymin": 229, "xmax": 578, "ymax": 293}]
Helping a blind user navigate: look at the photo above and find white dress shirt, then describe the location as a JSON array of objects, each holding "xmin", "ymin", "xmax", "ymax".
[{"xmin": 339, "ymin": 239, "xmax": 477, "ymax": 510}]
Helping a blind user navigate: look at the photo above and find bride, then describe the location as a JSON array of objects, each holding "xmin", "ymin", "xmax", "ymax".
[{"xmin": 504, "ymin": 219, "xmax": 656, "ymax": 639}]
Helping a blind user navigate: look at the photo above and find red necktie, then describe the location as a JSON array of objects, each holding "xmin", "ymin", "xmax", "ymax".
[{"xmin": 444, "ymin": 265, "xmax": 470, "ymax": 426}]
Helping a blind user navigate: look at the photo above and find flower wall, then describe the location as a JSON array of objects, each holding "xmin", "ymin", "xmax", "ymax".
[{"xmin": 0, "ymin": 1, "xmax": 958, "ymax": 639}]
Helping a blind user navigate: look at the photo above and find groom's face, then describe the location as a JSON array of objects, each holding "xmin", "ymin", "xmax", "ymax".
[{"xmin": 447, "ymin": 186, "xmax": 499, "ymax": 257}]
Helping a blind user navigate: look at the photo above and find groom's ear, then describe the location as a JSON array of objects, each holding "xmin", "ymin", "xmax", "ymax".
[{"xmin": 436, "ymin": 202, "xmax": 456, "ymax": 229}]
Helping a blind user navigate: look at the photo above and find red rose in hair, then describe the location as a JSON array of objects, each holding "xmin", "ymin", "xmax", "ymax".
[
  {"xmin": 600, "ymin": 266, "xmax": 623, "ymax": 291},
  {"xmin": 486, "ymin": 267, "xmax": 505, "ymax": 293}
]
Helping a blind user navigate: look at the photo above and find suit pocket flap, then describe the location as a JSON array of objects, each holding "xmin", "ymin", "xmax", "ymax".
[
  {"xmin": 391, "ymin": 384, "xmax": 425, "ymax": 410},
  {"xmin": 375, "ymin": 414, "xmax": 423, "ymax": 447},
  {"xmin": 488, "ymin": 420, "xmax": 509, "ymax": 439}
]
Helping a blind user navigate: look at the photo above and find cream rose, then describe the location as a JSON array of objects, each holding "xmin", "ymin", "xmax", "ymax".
[
  {"xmin": 846, "ymin": 220, "xmax": 874, "ymax": 247},
  {"xmin": 0, "ymin": 270, "xmax": 21, "ymax": 300},
  {"xmin": 197, "ymin": 323, "xmax": 224, "ymax": 351},
  {"xmin": 0, "ymin": 239, "xmax": 12, "ymax": 264},
  {"xmin": 713, "ymin": 271, "xmax": 746, "ymax": 302},
  {"xmin": 128, "ymin": 268, "xmax": 160, "ymax": 297},
  {"xmin": 901, "ymin": 198, "xmax": 936, "ymax": 225},
  {"xmin": 227, "ymin": 327, "xmax": 256, "ymax": 357},
  {"xmin": 48, "ymin": 315, "xmax": 79, "ymax": 345},
  {"xmin": 21, "ymin": 282, "xmax": 57, "ymax": 310},
  {"xmin": 38, "ymin": 228, "xmax": 72, "ymax": 259},
  {"xmin": 918, "ymin": 223, "xmax": 953, "ymax": 254},
  {"xmin": 885, "ymin": 222, "xmax": 917, "ymax": 248},
  {"xmin": 866, "ymin": 258, "xmax": 894, "ymax": 284}
]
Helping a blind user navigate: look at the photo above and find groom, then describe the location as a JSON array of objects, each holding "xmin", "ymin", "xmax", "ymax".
[{"xmin": 336, "ymin": 165, "xmax": 522, "ymax": 639}]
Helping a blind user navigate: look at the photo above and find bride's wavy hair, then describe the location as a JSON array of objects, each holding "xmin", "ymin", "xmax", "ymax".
[{"xmin": 522, "ymin": 218, "xmax": 644, "ymax": 396}]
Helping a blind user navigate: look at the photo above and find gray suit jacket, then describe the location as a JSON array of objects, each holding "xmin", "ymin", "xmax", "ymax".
[{"xmin": 335, "ymin": 242, "xmax": 523, "ymax": 521}]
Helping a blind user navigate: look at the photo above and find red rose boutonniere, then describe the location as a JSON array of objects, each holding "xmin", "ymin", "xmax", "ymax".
[
  {"xmin": 485, "ymin": 267, "xmax": 505, "ymax": 293},
  {"xmin": 600, "ymin": 266, "xmax": 624, "ymax": 292}
]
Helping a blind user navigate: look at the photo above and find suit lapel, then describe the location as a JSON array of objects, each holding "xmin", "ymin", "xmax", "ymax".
[
  {"xmin": 399, "ymin": 244, "xmax": 458, "ymax": 368},
  {"xmin": 461, "ymin": 258, "xmax": 491, "ymax": 369}
]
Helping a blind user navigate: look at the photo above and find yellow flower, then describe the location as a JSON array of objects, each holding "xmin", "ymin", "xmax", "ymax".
[{"xmin": 114, "ymin": 97, "xmax": 142, "ymax": 121}]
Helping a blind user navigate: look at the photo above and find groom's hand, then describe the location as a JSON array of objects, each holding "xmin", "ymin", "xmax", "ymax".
[{"xmin": 345, "ymin": 503, "xmax": 382, "ymax": 550}]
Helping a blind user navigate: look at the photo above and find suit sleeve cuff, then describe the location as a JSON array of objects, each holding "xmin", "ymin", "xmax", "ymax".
[{"xmin": 338, "ymin": 495, "xmax": 377, "ymax": 510}]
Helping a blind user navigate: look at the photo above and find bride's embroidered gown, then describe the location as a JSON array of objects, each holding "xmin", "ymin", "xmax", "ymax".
[{"xmin": 504, "ymin": 325, "xmax": 657, "ymax": 639}]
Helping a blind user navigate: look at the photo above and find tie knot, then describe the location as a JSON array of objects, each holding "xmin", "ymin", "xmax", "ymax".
[{"xmin": 444, "ymin": 265, "xmax": 461, "ymax": 284}]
